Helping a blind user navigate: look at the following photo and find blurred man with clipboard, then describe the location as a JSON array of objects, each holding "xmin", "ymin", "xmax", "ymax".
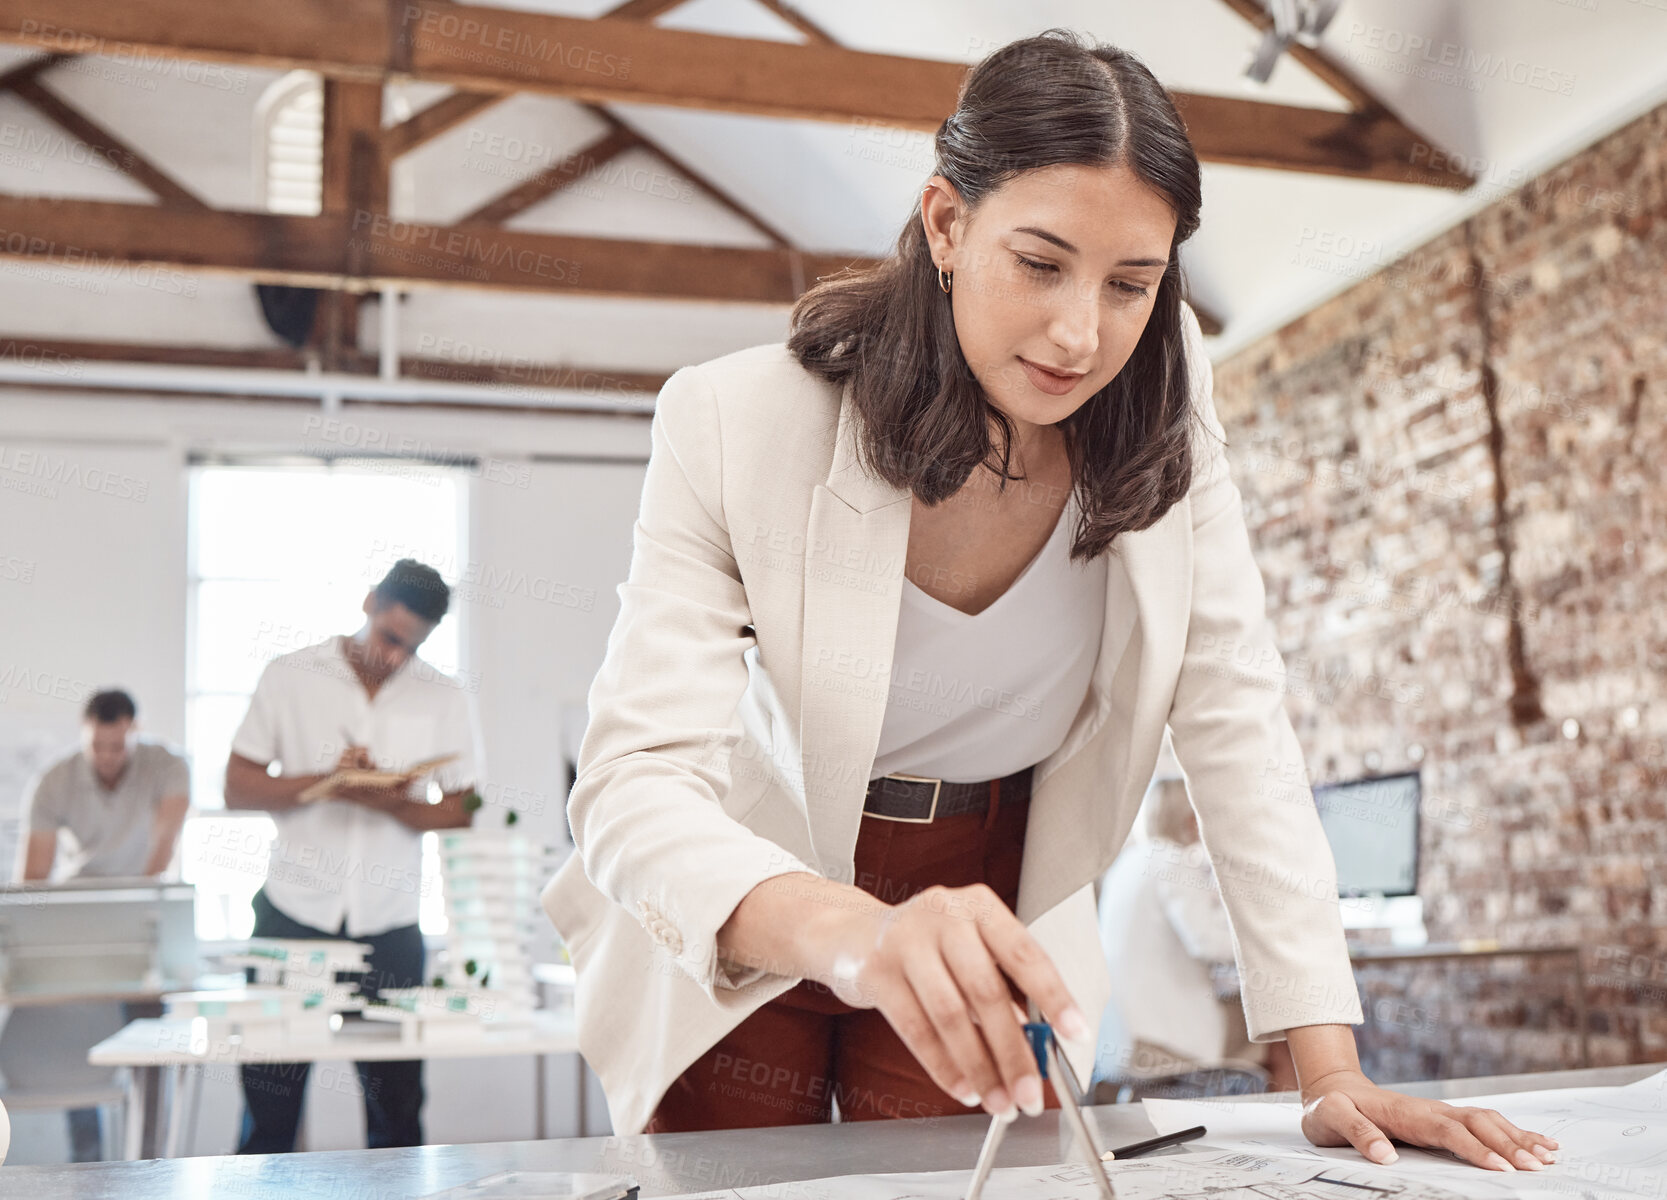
[{"xmin": 223, "ymin": 558, "xmax": 485, "ymax": 1153}]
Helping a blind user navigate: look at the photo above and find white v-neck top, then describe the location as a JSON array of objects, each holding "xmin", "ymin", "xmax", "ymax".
[{"xmin": 868, "ymin": 490, "xmax": 1107, "ymax": 784}]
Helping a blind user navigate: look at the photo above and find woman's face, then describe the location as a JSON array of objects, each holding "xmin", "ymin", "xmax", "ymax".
[{"xmin": 920, "ymin": 161, "xmax": 1178, "ymax": 434}]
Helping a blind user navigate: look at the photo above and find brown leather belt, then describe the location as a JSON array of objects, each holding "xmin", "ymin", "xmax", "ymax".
[{"xmin": 863, "ymin": 764, "xmax": 1034, "ymax": 823}]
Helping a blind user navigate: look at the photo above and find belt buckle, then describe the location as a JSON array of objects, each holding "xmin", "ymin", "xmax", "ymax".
[{"xmin": 872, "ymin": 772, "xmax": 942, "ymax": 823}]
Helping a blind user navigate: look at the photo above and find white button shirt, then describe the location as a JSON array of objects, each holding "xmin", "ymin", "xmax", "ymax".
[{"xmin": 230, "ymin": 636, "xmax": 484, "ymax": 937}]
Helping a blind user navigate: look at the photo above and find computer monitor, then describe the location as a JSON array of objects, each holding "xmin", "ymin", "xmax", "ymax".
[{"xmin": 1311, "ymin": 771, "xmax": 1421, "ymax": 898}]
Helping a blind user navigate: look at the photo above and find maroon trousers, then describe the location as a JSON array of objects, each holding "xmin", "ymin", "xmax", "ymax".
[{"xmin": 645, "ymin": 769, "xmax": 1062, "ymax": 1130}]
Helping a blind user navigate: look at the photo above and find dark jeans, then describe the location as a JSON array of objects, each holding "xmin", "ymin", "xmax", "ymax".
[
  {"xmin": 68, "ymin": 1000, "xmax": 158, "ymax": 1161},
  {"xmin": 68, "ymin": 1107, "xmax": 102, "ymax": 1162},
  {"xmin": 237, "ymin": 888, "xmax": 426, "ymax": 1154}
]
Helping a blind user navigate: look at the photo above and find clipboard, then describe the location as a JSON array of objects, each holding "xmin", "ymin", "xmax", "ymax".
[{"xmin": 298, "ymin": 752, "xmax": 461, "ymax": 804}]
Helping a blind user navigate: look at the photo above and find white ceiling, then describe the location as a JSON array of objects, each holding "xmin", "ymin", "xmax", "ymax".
[{"xmin": 0, "ymin": 0, "xmax": 1663, "ymax": 369}]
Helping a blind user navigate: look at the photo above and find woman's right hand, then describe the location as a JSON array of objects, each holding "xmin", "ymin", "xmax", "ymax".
[{"xmin": 817, "ymin": 882, "xmax": 1091, "ymax": 1119}]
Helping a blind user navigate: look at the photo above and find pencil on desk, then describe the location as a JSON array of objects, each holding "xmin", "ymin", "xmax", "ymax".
[{"xmin": 1099, "ymin": 1124, "xmax": 1207, "ymax": 1161}]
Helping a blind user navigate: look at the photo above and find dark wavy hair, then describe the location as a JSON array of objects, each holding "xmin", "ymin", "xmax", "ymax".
[
  {"xmin": 84, "ymin": 689, "xmax": 137, "ymax": 724},
  {"xmin": 787, "ymin": 28, "xmax": 1206, "ymax": 562},
  {"xmin": 373, "ymin": 557, "xmax": 450, "ymax": 623}
]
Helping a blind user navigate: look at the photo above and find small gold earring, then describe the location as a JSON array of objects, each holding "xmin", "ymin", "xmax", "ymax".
[{"xmin": 938, "ymin": 266, "xmax": 953, "ymax": 294}]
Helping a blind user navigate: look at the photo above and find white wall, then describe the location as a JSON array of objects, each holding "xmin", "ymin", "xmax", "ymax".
[
  {"xmin": 0, "ymin": 438, "xmax": 188, "ymax": 874},
  {"xmin": 0, "ymin": 382, "xmax": 647, "ymax": 1150}
]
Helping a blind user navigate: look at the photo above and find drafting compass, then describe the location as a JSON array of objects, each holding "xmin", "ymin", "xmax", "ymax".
[{"xmin": 964, "ymin": 1019, "xmax": 1116, "ymax": 1200}]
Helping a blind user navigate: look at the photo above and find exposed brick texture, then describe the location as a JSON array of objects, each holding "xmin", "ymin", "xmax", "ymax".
[{"xmin": 1212, "ymin": 100, "xmax": 1667, "ymax": 1080}]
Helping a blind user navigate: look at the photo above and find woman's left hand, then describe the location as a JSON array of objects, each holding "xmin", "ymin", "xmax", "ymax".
[{"xmin": 1299, "ymin": 1069, "xmax": 1561, "ymax": 1171}]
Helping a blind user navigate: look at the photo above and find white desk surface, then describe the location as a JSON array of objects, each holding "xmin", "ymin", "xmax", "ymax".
[
  {"xmin": 86, "ymin": 1007, "xmax": 578, "ymax": 1067},
  {"xmin": 0, "ymin": 973, "xmax": 246, "ymax": 1009},
  {"xmin": 4, "ymin": 1062, "xmax": 1662, "ymax": 1200}
]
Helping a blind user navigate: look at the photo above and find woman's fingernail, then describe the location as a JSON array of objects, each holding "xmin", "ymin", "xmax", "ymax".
[
  {"xmin": 1489, "ymin": 1153, "xmax": 1516, "ymax": 1171},
  {"xmin": 1057, "ymin": 1007, "xmax": 1091, "ymax": 1040},
  {"xmin": 1368, "ymin": 1140, "xmax": 1398, "ymax": 1164},
  {"xmin": 1016, "ymin": 1074, "xmax": 1044, "ymax": 1116},
  {"xmin": 1514, "ymin": 1149, "xmax": 1543, "ymax": 1171},
  {"xmin": 957, "ymin": 1090, "xmax": 981, "ymax": 1108},
  {"xmin": 985, "ymin": 1087, "xmax": 1012, "ymax": 1117}
]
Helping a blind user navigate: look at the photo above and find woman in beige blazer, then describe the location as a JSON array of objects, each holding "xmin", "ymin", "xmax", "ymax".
[{"xmin": 541, "ymin": 27, "xmax": 1558, "ymax": 1171}]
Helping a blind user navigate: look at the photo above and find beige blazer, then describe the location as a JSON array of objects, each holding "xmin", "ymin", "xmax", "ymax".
[{"xmin": 540, "ymin": 302, "xmax": 1363, "ymax": 1135}]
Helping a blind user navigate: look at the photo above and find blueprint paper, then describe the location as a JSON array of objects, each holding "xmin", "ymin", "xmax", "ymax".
[
  {"xmin": 656, "ymin": 1147, "xmax": 1587, "ymax": 1200},
  {"xmin": 654, "ymin": 1071, "xmax": 1665, "ymax": 1200},
  {"xmin": 653, "ymin": 1153, "xmax": 1483, "ymax": 1200},
  {"xmin": 1142, "ymin": 1066, "xmax": 1667, "ymax": 1199}
]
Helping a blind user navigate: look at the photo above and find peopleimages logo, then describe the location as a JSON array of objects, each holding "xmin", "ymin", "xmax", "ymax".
[
  {"xmin": 0, "ymin": 229, "xmax": 201, "ymax": 297},
  {"xmin": 14, "ymin": 19, "xmax": 249, "ymax": 92},
  {"xmin": 0, "ymin": 445, "xmax": 150, "ymax": 501},
  {"xmin": 299, "ymin": 414, "xmax": 532, "ymax": 489},
  {"xmin": 399, "ymin": 5, "xmax": 633, "ymax": 80},
  {"xmin": 349, "ymin": 211, "xmax": 581, "ymax": 285},
  {"xmin": 0, "ymin": 663, "xmax": 92, "ymax": 704},
  {"xmin": 1339, "ymin": 21, "xmax": 1577, "ymax": 96}
]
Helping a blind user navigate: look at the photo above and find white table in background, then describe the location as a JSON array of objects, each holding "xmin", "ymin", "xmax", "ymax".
[{"xmin": 87, "ymin": 1006, "xmax": 579, "ymax": 1159}]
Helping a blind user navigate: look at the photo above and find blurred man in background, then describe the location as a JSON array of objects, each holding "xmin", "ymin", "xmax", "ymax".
[
  {"xmin": 12, "ymin": 687, "xmax": 192, "ymax": 1160},
  {"xmin": 223, "ymin": 557, "xmax": 483, "ymax": 1154},
  {"xmin": 17, "ymin": 688, "xmax": 191, "ymax": 882},
  {"xmin": 1094, "ymin": 730, "xmax": 1299, "ymax": 1098}
]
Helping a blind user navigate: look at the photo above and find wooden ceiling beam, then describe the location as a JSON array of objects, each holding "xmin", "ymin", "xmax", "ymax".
[
  {"xmin": 586, "ymin": 108, "xmax": 795, "ymax": 245},
  {"xmin": 1213, "ymin": 0, "xmax": 1474, "ymax": 188},
  {"xmin": 0, "ymin": 55, "xmax": 208, "ymax": 208},
  {"xmin": 755, "ymin": 0, "xmax": 837, "ymax": 45},
  {"xmin": 401, "ymin": 5, "xmax": 955, "ymax": 125},
  {"xmin": 601, "ymin": 0, "xmax": 690, "ymax": 20},
  {"xmin": 343, "ymin": 348, "xmax": 668, "ymax": 395},
  {"xmin": 0, "ymin": 193, "xmax": 871, "ymax": 300},
  {"xmin": 1187, "ymin": 301, "xmax": 1223, "ymax": 337},
  {"xmin": 0, "ymin": 336, "xmax": 308, "ymax": 371},
  {"xmin": 319, "ymin": 79, "xmax": 388, "ymax": 369},
  {"xmin": 0, "ymin": 50, "xmax": 57, "ymax": 89},
  {"xmin": 572, "ymin": 0, "xmax": 828, "ymax": 247},
  {"xmin": 321, "ymin": 79, "xmax": 387, "ymax": 216},
  {"xmin": 456, "ymin": 123, "xmax": 641, "ymax": 226},
  {"xmin": 384, "ymin": 88, "xmax": 506, "ymax": 159},
  {"xmin": 0, "ymin": 0, "xmax": 389, "ymax": 76},
  {"xmin": 451, "ymin": 0, "xmax": 805, "ymax": 241},
  {"xmin": 1170, "ymin": 91, "xmax": 1466, "ymax": 189},
  {"xmin": 379, "ymin": 0, "xmax": 675, "ymax": 165},
  {"xmin": 0, "ymin": 0, "xmax": 1466, "ymax": 187},
  {"xmin": 1216, "ymin": 0, "xmax": 1379, "ymax": 112},
  {"xmin": 0, "ymin": 335, "xmax": 671, "ymax": 396}
]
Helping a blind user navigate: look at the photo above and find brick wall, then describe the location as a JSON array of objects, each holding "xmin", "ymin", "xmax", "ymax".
[{"xmin": 1212, "ymin": 99, "xmax": 1667, "ymax": 1080}]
